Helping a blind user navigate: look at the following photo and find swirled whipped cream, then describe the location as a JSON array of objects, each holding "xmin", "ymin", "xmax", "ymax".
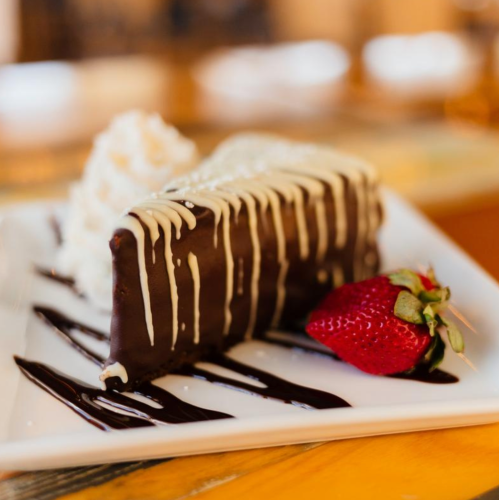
[{"xmin": 58, "ymin": 110, "xmax": 199, "ymax": 310}]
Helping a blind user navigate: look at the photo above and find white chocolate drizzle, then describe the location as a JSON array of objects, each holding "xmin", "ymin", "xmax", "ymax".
[
  {"xmin": 120, "ymin": 215, "xmax": 155, "ymax": 346},
  {"xmin": 115, "ymin": 134, "xmax": 380, "ymax": 348},
  {"xmin": 99, "ymin": 361, "xmax": 128, "ymax": 390},
  {"xmin": 158, "ymin": 214, "xmax": 178, "ymax": 349},
  {"xmin": 187, "ymin": 252, "xmax": 201, "ymax": 344},
  {"xmin": 234, "ymin": 190, "xmax": 261, "ymax": 339}
]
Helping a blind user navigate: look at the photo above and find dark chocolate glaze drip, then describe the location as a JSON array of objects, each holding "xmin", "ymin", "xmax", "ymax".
[
  {"xmin": 390, "ymin": 366, "xmax": 459, "ymax": 384},
  {"xmin": 177, "ymin": 354, "xmax": 350, "ymax": 410},
  {"xmin": 35, "ymin": 267, "xmax": 81, "ymax": 296}
]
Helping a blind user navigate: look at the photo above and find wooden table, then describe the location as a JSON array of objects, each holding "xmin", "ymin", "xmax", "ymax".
[{"xmin": 2, "ymin": 120, "xmax": 499, "ymax": 499}]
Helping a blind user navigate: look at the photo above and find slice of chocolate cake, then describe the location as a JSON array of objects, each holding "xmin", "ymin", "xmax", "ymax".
[{"xmin": 101, "ymin": 134, "xmax": 383, "ymax": 390}]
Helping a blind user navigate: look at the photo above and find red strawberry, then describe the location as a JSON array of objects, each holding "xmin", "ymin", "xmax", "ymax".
[
  {"xmin": 418, "ymin": 274, "xmax": 436, "ymax": 291},
  {"xmin": 306, "ymin": 269, "xmax": 464, "ymax": 376}
]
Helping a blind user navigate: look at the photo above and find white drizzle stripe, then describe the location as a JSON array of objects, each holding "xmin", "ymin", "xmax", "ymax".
[
  {"xmin": 153, "ymin": 212, "xmax": 179, "ymax": 349},
  {"xmin": 166, "ymin": 193, "xmax": 222, "ymax": 247},
  {"xmin": 200, "ymin": 192, "xmax": 234, "ymax": 335},
  {"xmin": 260, "ymin": 177, "xmax": 308, "ymax": 260},
  {"xmin": 135, "ymin": 201, "xmax": 196, "ymax": 348},
  {"xmin": 130, "ymin": 208, "xmax": 161, "ymax": 264},
  {"xmin": 228, "ymin": 190, "xmax": 261, "ymax": 339},
  {"xmin": 322, "ymin": 151, "xmax": 373, "ymax": 281},
  {"xmin": 187, "ymin": 252, "xmax": 201, "ymax": 344},
  {"xmin": 273, "ymin": 163, "xmax": 346, "ymax": 247},
  {"xmin": 261, "ymin": 186, "xmax": 288, "ymax": 327},
  {"xmin": 141, "ymin": 200, "xmax": 187, "ymax": 238},
  {"xmin": 289, "ymin": 184, "xmax": 308, "ymax": 261},
  {"xmin": 211, "ymin": 190, "xmax": 243, "ymax": 216},
  {"xmin": 120, "ymin": 216, "xmax": 155, "ymax": 346},
  {"xmin": 163, "ymin": 200, "xmax": 197, "ymax": 231},
  {"xmin": 99, "ymin": 362, "xmax": 128, "ymax": 389},
  {"xmin": 220, "ymin": 205, "xmax": 234, "ymax": 335},
  {"xmin": 332, "ymin": 178, "xmax": 347, "ymax": 249},
  {"xmin": 228, "ymin": 179, "xmax": 288, "ymax": 327},
  {"xmin": 274, "ymin": 171, "xmax": 327, "ymax": 262},
  {"xmin": 144, "ymin": 190, "xmax": 237, "ymax": 337}
]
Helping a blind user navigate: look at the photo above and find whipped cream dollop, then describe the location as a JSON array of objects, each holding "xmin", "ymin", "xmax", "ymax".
[{"xmin": 58, "ymin": 110, "xmax": 199, "ymax": 310}]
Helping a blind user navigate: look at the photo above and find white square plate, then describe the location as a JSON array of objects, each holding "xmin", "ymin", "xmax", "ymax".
[{"xmin": 1, "ymin": 192, "xmax": 498, "ymax": 471}]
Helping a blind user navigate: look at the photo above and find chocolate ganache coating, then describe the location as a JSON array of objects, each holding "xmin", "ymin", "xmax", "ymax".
[{"xmin": 103, "ymin": 134, "xmax": 383, "ymax": 390}]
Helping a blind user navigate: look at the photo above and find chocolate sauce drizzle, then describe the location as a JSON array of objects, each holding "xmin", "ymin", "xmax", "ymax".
[
  {"xmin": 178, "ymin": 354, "xmax": 349, "ymax": 410},
  {"xmin": 35, "ymin": 267, "xmax": 81, "ymax": 296},
  {"xmin": 15, "ymin": 357, "xmax": 154, "ymax": 431},
  {"xmin": 390, "ymin": 366, "xmax": 459, "ymax": 384},
  {"xmin": 34, "ymin": 306, "xmax": 108, "ymax": 365},
  {"xmin": 15, "ymin": 357, "xmax": 230, "ymax": 430},
  {"xmin": 30, "ymin": 307, "xmax": 231, "ymax": 429},
  {"xmin": 18, "ymin": 307, "xmax": 351, "ymax": 431}
]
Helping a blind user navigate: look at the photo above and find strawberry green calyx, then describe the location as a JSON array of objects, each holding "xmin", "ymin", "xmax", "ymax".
[
  {"xmin": 389, "ymin": 269, "xmax": 465, "ymax": 367},
  {"xmin": 389, "ymin": 269, "xmax": 425, "ymax": 296},
  {"xmin": 393, "ymin": 291, "xmax": 424, "ymax": 324}
]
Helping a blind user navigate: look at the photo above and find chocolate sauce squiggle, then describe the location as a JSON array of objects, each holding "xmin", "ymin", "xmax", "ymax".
[
  {"xmin": 15, "ymin": 357, "xmax": 230, "ymax": 430},
  {"xmin": 35, "ymin": 267, "xmax": 82, "ymax": 296},
  {"xmin": 27, "ymin": 307, "xmax": 232, "ymax": 429},
  {"xmin": 15, "ymin": 357, "xmax": 153, "ymax": 431},
  {"xmin": 390, "ymin": 367, "xmax": 459, "ymax": 384},
  {"xmin": 178, "ymin": 354, "xmax": 350, "ymax": 410},
  {"xmin": 34, "ymin": 306, "xmax": 108, "ymax": 365},
  {"xmin": 18, "ymin": 307, "xmax": 351, "ymax": 430}
]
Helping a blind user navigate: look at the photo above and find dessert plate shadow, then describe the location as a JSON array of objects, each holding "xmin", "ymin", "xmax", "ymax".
[{"xmin": 1, "ymin": 191, "xmax": 499, "ymax": 470}]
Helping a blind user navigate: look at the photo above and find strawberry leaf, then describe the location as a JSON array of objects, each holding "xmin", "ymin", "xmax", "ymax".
[
  {"xmin": 440, "ymin": 317, "xmax": 465, "ymax": 353},
  {"xmin": 389, "ymin": 269, "xmax": 424, "ymax": 296},
  {"xmin": 423, "ymin": 332, "xmax": 446, "ymax": 371},
  {"xmin": 394, "ymin": 291, "xmax": 424, "ymax": 324}
]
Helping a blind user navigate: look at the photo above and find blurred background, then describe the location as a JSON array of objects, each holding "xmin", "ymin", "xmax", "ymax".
[{"xmin": 1, "ymin": 0, "xmax": 499, "ymax": 273}]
